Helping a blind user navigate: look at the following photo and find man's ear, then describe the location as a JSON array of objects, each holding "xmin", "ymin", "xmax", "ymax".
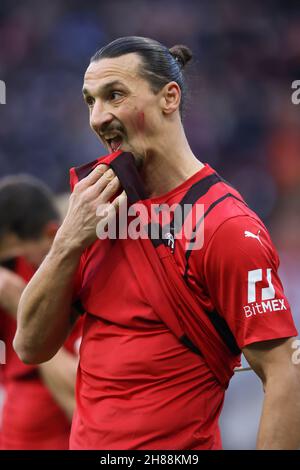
[{"xmin": 160, "ymin": 81, "xmax": 181, "ymax": 115}]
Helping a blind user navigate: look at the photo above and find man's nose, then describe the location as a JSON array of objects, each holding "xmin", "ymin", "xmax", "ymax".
[{"xmin": 90, "ymin": 101, "xmax": 114, "ymax": 134}]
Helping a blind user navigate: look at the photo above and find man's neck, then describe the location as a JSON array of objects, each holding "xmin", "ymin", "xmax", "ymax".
[{"xmin": 139, "ymin": 130, "xmax": 205, "ymax": 198}]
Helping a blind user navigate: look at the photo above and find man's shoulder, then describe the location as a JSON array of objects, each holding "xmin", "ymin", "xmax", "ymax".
[{"xmin": 189, "ymin": 166, "xmax": 263, "ymax": 246}]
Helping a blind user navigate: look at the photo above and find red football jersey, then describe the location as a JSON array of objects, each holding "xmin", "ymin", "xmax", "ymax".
[
  {"xmin": 0, "ymin": 257, "xmax": 82, "ymax": 450},
  {"xmin": 69, "ymin": 162, "xmax": 297, "ymax": 450}
]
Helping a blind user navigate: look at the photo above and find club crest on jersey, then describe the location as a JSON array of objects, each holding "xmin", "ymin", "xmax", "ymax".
[{"xmin": 243, "ymin": 268, "xmax": 287, "ymax": 317}]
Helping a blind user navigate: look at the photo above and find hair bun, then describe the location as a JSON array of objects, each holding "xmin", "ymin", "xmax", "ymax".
[{"xmin": 169, "ymin": 44, "xmax": 192, "ymax": 69}]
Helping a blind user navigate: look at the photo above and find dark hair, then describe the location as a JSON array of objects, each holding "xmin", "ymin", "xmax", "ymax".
[
  {"xmin": 0, "ymin": 175, "xmax": 59, "ymax": 241},
  {"xmin": 90, "ymin": 36, "xmax": 192, "ymax": 117}
]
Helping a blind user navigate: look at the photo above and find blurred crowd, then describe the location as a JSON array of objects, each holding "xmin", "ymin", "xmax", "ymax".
[{"xmin": 0, "ymin": 0, "xmax": 299, "ymax": 449}]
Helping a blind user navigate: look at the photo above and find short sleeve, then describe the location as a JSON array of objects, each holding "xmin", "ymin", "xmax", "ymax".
[{"xmin": 203, "ymin": 215, "xmax": 298, "ymax": 349}]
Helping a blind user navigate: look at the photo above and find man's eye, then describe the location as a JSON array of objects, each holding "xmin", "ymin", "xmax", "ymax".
[{"xmin": 110, "ymin": 91, "xmax": 123, "ymax": 101}]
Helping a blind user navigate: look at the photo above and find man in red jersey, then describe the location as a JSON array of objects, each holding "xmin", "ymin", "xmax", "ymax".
[
  {"xmin": 14, "ymin": 37, "xmax": 299, "ymax": 450},
  {"xmin": 0, "ymin": 175, "xmax": 81, "ymax": 449}
]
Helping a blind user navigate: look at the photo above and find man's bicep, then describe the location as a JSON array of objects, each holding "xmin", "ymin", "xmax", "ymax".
[{"xmin": 242, "ymin": 337, "xmax": 298, "ymax": 383}]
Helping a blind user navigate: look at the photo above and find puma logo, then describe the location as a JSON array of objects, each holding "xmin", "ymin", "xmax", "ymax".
[{"xmin": 244, "ymin": 230, "xmax": 262, "ymax": 245}]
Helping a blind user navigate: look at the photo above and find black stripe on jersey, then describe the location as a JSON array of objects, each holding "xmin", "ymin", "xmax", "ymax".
[
  {"xmin": 184, "ymin": 192, "xmax": 247, "ymax": 269},
  {"xmin": 180, "ymin": 335, "xmax": 202, "ymax": 357},
  {"xmin": 150, "ymin": 172, "xmax": 222, "ymax": 248},
  {"xmin": 182, "ymin": 192, "xmax": 246, "ymax": 357},
  {"xmin": 171, "ymin": 172, "xmax": 222, "ymax": 234},
  {"xmin": 207, "ymin": 310, "xmax": 241, "ymax": 355}
]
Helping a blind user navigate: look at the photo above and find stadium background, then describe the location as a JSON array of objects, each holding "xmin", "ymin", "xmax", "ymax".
[{"xmin": 0, "ymin": 0, "xmax": 299, "ymax": 449}]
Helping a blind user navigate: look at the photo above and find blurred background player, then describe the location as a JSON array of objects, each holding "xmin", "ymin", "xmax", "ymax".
[{"xmin": 0, "ymin": 175, "xmax": 81, "ymax": 450}]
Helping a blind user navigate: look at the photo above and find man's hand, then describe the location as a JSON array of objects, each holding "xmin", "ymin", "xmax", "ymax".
[
  {"xmin": 0, "ymin": 267, "xmax": 26, "ymax": 317},
  {"xmin": 56, "ymin": 165, "xmax": 126, "ymax": 253},
  {"xmin": 13, "ymin": 165, "xmax": 126, "ymax": 364}
]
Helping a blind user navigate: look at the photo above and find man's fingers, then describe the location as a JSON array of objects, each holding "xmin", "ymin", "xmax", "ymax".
[
  {"xmin": 75, "ymin": 165, "xmax": 122, "ymax": 200},
  {"xmin": 89, "ymin": 168, "xmax": 118, "ymax": 196},
  {"xmin": 97, "ymin": 175, "xmax": 121, "ymax": 203}
]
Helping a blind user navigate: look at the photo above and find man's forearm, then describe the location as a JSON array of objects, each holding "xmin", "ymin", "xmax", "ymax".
[
  {"xmin": 14, "ymin": 236, "xmax": 82, "ymax": 364},
  {"xmin": 257, "ymin": 368, "xmax": 300, "ymax": 449},
  {"xmin": 14, "ymin": 166, "xmax": 121, "ymax": 364}
]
